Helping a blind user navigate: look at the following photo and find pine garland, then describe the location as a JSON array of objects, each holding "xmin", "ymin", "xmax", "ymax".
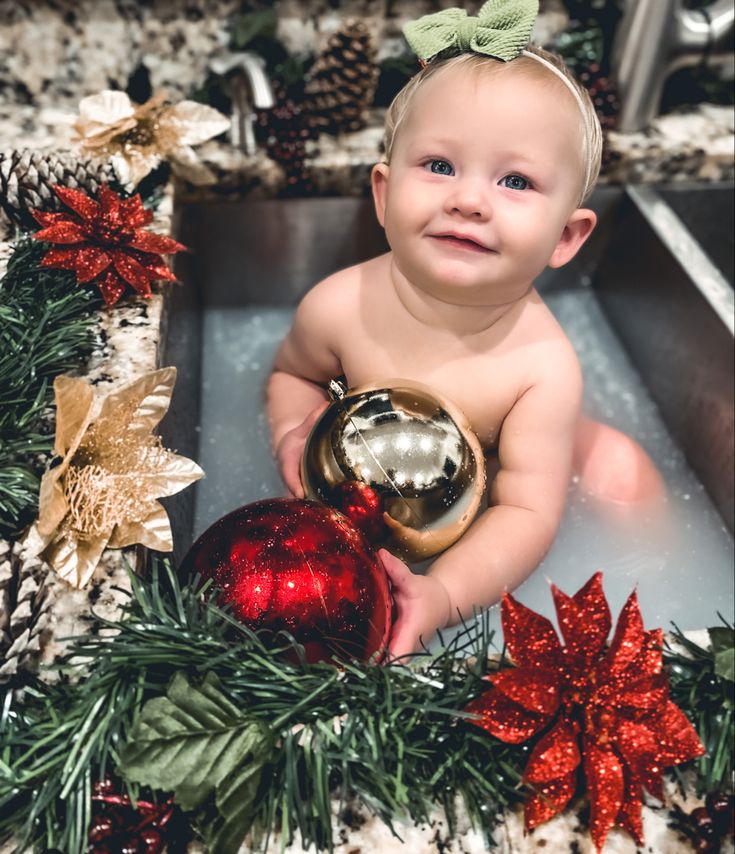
[
  {"xmin": 0, "ymin": 239, "xmax": 101, "ymax": 538},
  {"xmin": 0, "ymin": 559, "xmax": 524, "ymax": 854},
  {"xmin": 1, "ymin": 558, "xmax": 732, "ymax": 854},
  {"xmin": 667, "ymin": 621, "xmax": 735, "ymax": 794}
]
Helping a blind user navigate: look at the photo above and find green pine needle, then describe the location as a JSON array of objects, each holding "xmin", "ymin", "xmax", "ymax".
[
  {"xmin": 1, "ymin": 559, "xmax": 731, "ymax": 854},
  {"xmin": 0, "ymin": 238, "xmax": 101, "ymax": 537},
  {"xmin": 665, "ymin": 620, "xmax": 734, "ymax": 793},
  {"xmin": 0, "ymin": 559, "xmax": 522, "ymax": 853}
]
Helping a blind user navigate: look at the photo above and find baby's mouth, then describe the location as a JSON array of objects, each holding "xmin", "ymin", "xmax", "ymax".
[{"xmin": 430, "ymin": 234, "xmax": 492, "ymax": 253}]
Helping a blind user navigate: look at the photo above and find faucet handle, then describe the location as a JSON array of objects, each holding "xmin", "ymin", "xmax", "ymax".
[
  {"xmin": 209, "ymin": 51, "xmax": 275, "ymax": 109},
  {"xmin": 209, "ymin": 51, "xmax": 275, "ymax": 155}
]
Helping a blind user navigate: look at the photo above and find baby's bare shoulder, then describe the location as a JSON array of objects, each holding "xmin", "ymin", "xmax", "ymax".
[
  {"xmin": 305, "ymin": 255, "xmax": 384, "ymax": 309},
  {"xmin": 514, "ymin": 295, "xmax": 582, "ymax": 389}
]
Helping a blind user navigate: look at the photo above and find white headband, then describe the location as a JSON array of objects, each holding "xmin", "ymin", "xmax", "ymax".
[{"xmin": 521, "ymin": 49, "xmax": 599, "ymax": 204}]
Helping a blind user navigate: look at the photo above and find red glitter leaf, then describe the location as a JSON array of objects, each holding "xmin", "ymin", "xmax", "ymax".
[
  {"xmin": 113, "ymin": 250, "xmax": 155, "ymax": 293},
  {"xmin": 523, "ymin": 718, "xmax": 581, "ymax": 783},
  {"xmin": 523, "ymin": 770, "xmax": 577, "ymax": 829},
  {"xmin": 616, "ymin": 768, "xmax": 645, "ymax": 845},
  {"xmin": 77, "ymin": 246, "xmax": 112, "ymax": 282},
  {"xmin": 490, "ymin": 666, "xmax": 560, "ymax": 716},
  {"xmin": 96, "ymin": 269, "xmax": 127, "ymax": 306},
  {"xmin": 615, "ymin": 672, "xmax": 669, "ymax": 711},
  {"xmin": 605, "ymin": 589, "xmax": 645, "ymax": 677},
  {"xmin": 143, "ymin": 262, "xmax": 177, "ymax": 282},
  {"xmin": 551, "ymin": 573, "xmax": 611, "ymax": 663},
  {"xmin": 40, "ymin": 248, "xmax": 82, "ymax": 272},
  {"xmin": 129, "ymin": 230, "xmax": 187, "ymax": 255},
  {"xmin": 120, "ymin": 194, "xmax": 154, "ymax": 227},
  {"xmin": 633, "ymin": 628, "xmax": 664, "ymax": 677},
  {"xmin": 98, "ymin": 184, "xmax": 122, "ymax": 219},
  {"xmin": 614, "ymin": 717, "xmax": 664, "ymax": 800},
  {"xmin": 33, "ymin": 221, "xmax": 87, "ymax": 244},
  {"xmin": 30, "ymin": 210, "xmax": 68, "ymax": 227},
  {"xmin": 584, "ymin": 741, "xmax": 624, "ymax": 852},
  {"xmin": 128, "ymin": 247, "xmax": 178, "ymax": 279},
  {"xmin": 40, "ymin": 245, "xmax": 112, "ymax": 284},
  {"xmin": 464, "ymin": 686, "xmax": 548, "ymax": 743},
  {"xmin": 655, "ymin": 701, "xmax": 705, "ymax": 767},
  {"xmin": 52, "ymin": 184, "xmax": 100, "ymax": 222},
  {"xmin": 501, "ymin": 592, "xmax": 562, "ymax": 669}
]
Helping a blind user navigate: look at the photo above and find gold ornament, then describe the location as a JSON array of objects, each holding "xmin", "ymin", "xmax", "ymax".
[
  {"xmin": 73, "ymin": 90, "xmax": 230, "ymax": 187},
  {"xmin": 301, "ymin": 379, "xmax": 486, "ymax": 561},
  {"xmin": 30, "ymin": 368, "xmax": 204, "ymax": 588}
]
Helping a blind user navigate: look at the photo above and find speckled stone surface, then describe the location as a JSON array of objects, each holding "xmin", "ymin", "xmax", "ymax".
[
  {"xmin": 0, "ymin": 0, "xmax": 565, "ymax": 111},
  {"xmin": 1, "ymin": 99, "xmax": 733, "ymax": 207},
  {"xmin": 0, "ymin": 189, "xmax": 175, "ymax": 681},
  {"xmin": 0, "ymin": 0, "xmax": 732, "ymax": 197}
]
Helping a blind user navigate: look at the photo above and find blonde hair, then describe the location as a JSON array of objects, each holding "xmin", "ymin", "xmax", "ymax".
[{"xmin": 381, "ymin": 46, "xmax": 603, "ymax": 207}]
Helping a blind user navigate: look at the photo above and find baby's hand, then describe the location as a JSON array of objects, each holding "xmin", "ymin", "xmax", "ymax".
[
  {"xmin": 275, "ymin": 402, "xmax": 328, "ymax": 498},
  {"xmin": 379, "ymin": 549, "xmax": 452, "ymax": 661}
]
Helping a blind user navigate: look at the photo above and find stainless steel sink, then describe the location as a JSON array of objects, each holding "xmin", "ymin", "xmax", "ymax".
[
  {"xmin": 162, "ymin": 183, "xmax": 734, "ymax": 631},
  {"xmin": 586, "ymin": 183, "xmax": 734, "ymax": 531}
]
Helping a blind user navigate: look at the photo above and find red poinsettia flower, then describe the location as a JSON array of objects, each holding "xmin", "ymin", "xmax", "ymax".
[
  {"xmin": 31, "ymin": 184, "xmax": 186, "ymax": 306},
  {"xmin": 465, "ymin": 573, "xmax": 704, "ymax": 852}
]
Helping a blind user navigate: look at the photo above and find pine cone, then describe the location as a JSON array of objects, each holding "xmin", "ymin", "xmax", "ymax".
[
  {"xmin": 256, "ymin": 83, "xmax": 316, "ymax": 196},
  {"xmin": 0, "ymin": 539, "xmax": 51, "ymax": 685},
  {"xmin": 0, "ymin": 149, "xmax": 119, "ymax": 231},
  {"xmin": 302, "ymin": 19, "xmax": 379, "ymax": 136}
]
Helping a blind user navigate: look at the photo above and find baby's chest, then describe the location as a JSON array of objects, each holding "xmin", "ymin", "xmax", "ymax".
[{"xmin": 338, "ymin": 336, "xmax": 521, "ymax": 448}]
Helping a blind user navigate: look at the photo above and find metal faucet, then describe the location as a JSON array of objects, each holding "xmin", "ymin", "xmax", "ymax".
[
  {"xmin": 611, "ymin": 0, "xmax": 734, "ymax": 132},
  {"xmin": 209, "ymin": 51, "xmax": 275, "ymax": 155}
]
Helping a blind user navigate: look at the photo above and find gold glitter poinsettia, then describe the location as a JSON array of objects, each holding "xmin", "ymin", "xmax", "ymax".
[
  {"xmin": 74, "ymin": 90, "xmax": 230, "ymax": 187},
  {"xmin": 31, "ymin": 367, "xmax": 204, "ymax": 589}
]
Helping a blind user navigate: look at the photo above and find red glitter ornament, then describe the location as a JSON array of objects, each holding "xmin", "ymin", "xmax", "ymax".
[
  {"xmin": 465, "ymin": 573, "xmax": 705, "ymax": 852},
  {"xmin": 30, "ymin": 184, "xmax": 185, "ymax": 306},
  {"xmin": 180, "ymin": 498, "xmax": 393, "ymax": 663},
  {"xmin": 330, "ymin": 480, "xmax": 387, "ymax": 543}
]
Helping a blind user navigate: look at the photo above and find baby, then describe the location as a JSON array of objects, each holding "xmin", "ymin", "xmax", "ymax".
[{"xmin": 266, "ymin": 4, "xmax": 659, "ymax": 658}]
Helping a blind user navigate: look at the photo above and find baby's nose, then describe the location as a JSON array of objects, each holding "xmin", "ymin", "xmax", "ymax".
[{"xmin": 444, "ymin": 179, "xmax": 491, "ymax": 219}]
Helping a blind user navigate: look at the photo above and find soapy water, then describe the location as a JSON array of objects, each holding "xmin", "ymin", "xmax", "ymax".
[{"xmin": 194, "ymin": 289, "xmax": 733, "ymax": 640}]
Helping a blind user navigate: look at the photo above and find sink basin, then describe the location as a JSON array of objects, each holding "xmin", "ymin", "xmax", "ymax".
[
  {"xmin": 586, "ymin": 183, "xmax": 734, "ymax": 532},
  {"xmin": 162, "ymin": 183, "xmax": 734, "ymax": 633},
  {"xmin": 658, "ymin": 182, "xmax": 734, "ymax": 283}
]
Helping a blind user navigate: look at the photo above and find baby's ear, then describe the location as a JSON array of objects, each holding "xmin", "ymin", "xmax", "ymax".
[
  {"xmin": 371, "ymin": 162, "xmax": 390, "ymax": 228},
  {"xmin": 548, "ymin": 208, "xmax": 597, "ymax": 269}
]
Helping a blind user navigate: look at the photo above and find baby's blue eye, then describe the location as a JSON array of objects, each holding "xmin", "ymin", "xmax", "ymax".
[
  {"xmin": 501, "ymin": 174, "xmax": 530, "ymax": 191},
  {"xmin": 427, "ymin": 159, "xmax": 454, "ymax": 176}
]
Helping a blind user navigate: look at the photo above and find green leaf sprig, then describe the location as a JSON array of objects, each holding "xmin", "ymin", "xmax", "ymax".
[{"xmin": 120, "ymin": 670, "xmax": 272, "ymax": 852}]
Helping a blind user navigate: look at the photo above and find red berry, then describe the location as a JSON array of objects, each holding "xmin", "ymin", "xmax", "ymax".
[
  {"xmin": 140, "ymin": 828, "xmax": 165, "ymax": 854},
  {"xmin": 692, "ymin": 807, "xmax": 718, "ymax": 842},
  {"xmin": 88, "ymin": 816, "xmax": 114, "ymax": 841}
]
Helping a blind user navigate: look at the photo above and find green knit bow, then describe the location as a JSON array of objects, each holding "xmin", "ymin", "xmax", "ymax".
[{"xmin": 403, "ymin": 0, "xmax": 539, "ymax": 64}]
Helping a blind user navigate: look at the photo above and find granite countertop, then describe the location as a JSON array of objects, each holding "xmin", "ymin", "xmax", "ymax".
[
  {"xmin": 0, "ymin": 103, "xmax": 732, "ymax": 852},
  {"xmin": 0, "ymin": 101, "xmax": 733, "ymax": 208}
]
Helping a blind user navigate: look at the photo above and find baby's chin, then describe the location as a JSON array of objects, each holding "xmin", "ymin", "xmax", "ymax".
[{"xmin": 416, "ymin": 265, "xmax": 531, "ymax": 307}]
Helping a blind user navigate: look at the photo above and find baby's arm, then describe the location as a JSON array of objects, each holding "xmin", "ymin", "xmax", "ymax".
[
  {"xmin": 388, "ymin": 345, "xmax": 583, "ymax": 657},
  {"xmin": 266, "ymin": 278, "xmax": 344, "ymax": 496}
]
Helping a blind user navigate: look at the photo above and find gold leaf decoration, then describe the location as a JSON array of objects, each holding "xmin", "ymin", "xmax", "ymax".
[
  {"xmin": 31, "ymin": 368, "xmax": 204, "ymax": 588},
  {"xmin": 74, "ymin": 90, "xmax": 230, "ymax": 187}
]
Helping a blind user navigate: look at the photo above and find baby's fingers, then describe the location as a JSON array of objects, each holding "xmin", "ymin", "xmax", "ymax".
[
  {"xmin": 281, "ymin": 449, "xmax": 305, "ymax": 498},
  {"xmin": 378, "ymin": 549, "xmax": 413, "ymax": 590}
]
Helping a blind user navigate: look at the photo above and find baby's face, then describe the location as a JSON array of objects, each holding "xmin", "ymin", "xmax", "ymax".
[{"xmin": 374, "ymin": 63, "xmax": 589, "ymax": 306}]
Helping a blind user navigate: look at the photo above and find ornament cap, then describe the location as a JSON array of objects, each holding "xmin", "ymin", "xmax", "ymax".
[{"xmin": 327, "ymin": 378, "xmax": 347, "ymax": 401}]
